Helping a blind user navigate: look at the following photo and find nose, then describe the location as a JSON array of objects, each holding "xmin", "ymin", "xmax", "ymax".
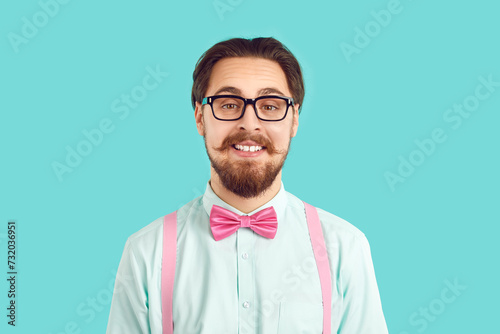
[{"xmin": 236, "ymin": 102, "xmax": 261, "ymax": 131}]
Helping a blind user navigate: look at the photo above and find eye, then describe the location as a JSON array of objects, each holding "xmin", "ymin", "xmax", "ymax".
[
  {"xmin": 261, "ymin": 105, "xmax": 278, "ymax": 111},
  {"xmin": 221, "ymin": 103, "xmax": 239, "ymax": 110}
]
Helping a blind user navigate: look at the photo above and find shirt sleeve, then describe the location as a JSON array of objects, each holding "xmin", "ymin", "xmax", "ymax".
[
  {"xmin": 106, "ymin": 238, "xmax": 151, "ymax": 334},
  {"xmin": 338, "ymin": 233, "xmax": 388, "ymax": 334}
]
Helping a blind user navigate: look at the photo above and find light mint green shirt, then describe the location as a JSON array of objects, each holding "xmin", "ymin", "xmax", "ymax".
[{"xmin": 106, "ymin": 181, "xmax": 388, "ymax": 333}]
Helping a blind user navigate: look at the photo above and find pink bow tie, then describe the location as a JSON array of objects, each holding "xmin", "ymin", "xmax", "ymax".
[{"xmin": 209, "ymin": 205, "xmax": 278, "ymax": 241}]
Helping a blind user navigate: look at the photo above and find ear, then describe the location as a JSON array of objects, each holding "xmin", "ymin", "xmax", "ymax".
[
  {"xmin": 194, "ymin": 101, "xmax": 205, "ymax": 136},
  {"xmin": 290, "ymin": 104, "xmax": 300, "ymax": 137}
]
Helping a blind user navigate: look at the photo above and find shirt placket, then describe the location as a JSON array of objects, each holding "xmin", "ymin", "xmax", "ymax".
[{"xmin": 237, "ymin": 218, "xmax": 256, "ymax": 334}]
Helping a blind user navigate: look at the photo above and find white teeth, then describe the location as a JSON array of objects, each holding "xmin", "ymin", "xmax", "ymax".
[{"xmin": 235, "ymin": 145, "xmax": 263, "ymax": 152}]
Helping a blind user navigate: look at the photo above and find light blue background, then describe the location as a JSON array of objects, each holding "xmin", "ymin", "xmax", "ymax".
[{"xmin": 1, "ymin": 0, "xmax": 499, "ymax": 333}]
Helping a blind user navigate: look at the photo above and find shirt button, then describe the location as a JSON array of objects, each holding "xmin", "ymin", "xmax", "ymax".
[
  {"xmin": 243, "ymin": 301, "xmax": 250, "ymax": 308},
  {"xmin": 242, "ymin": 252, "xmax": 249, "ymax": 259}
]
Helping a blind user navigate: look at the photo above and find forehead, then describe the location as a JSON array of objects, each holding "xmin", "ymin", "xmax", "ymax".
[{"xmin": 206, "ymin": 57, "xmax": 290, "ymax": 97}]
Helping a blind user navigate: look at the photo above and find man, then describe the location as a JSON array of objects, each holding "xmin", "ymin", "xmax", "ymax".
[{"xmin": 106, "ymin": 37, "xmax": 388, "ymax": 333}]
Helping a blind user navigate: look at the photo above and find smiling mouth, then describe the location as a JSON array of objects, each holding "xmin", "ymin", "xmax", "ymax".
[{"xmin": 232, "ymin": 144, "xmax": 266, "ymax": 152}]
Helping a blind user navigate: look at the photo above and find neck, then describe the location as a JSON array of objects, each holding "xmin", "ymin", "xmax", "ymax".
[{"xmin": 209, "ymin": 169, "xmax": 282, "ymax": 214}]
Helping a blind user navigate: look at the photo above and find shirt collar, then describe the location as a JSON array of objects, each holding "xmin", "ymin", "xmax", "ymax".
[{"xmin": 202, "ymin": 180, "xmax": 287, "ymax": 222}]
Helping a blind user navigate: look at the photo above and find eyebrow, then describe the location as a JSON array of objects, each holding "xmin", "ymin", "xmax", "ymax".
[{"xmin": 213, "ymin": 86, "xmax": 286, "ymax": 97}]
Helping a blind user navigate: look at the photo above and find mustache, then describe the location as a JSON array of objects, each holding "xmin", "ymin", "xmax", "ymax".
[{"xmin": 213, "ymin": 132, "xmax": 281, "ymax": 154}]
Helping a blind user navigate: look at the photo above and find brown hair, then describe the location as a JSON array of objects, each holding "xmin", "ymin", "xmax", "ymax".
[{"xmin": 191, "ymin": 37, "xmax": 305, "ymax": 113}]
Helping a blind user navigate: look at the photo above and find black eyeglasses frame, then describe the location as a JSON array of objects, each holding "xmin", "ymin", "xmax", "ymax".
[{"xmin": 201, "ymin": 94, "xmax": 295, "ymax": 122}]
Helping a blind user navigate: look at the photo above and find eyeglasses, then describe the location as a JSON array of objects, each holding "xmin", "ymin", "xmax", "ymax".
[{"xmin": 201, "ymin": 95, "xmax": 295, "ymax": 121}]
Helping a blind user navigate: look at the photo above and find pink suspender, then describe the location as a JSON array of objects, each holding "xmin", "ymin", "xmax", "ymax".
[
  {"xmin": 162, "ymin": 211, "xmax": 177, "ymax": 334},
  {"xmin": 161, "ymin": 202, "xmax": 332, "ymax": 334},
  {"xmin": 303, "ymin": 201, "xmax": 332, "ymax": 333}
]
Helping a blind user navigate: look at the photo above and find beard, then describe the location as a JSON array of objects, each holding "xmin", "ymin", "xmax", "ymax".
[{"xmin": 204, "ymin": 130, "xmax": 292, "ymax": 199}]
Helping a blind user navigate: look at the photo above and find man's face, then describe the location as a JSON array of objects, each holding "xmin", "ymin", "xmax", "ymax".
[{"xmin": 194, "ymin": 57, "xmax": 300, "ymax": 198}]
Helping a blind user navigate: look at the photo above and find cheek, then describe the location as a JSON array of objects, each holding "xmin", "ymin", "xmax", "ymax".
[
  {"xmin": 267, "ymin": 124, "xmax": 293, "ymax": 146},
  {"xmin": 204, "ymin": 120, "xmax": 232, "ymax": 145},
  {"xmin": 267, "ymin": 134, "xmax": 289, "ymax": 150}
]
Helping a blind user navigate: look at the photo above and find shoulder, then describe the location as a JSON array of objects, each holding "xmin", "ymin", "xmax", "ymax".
[
  {"xmin": 125, "ymin": 196, "xmax": 203, "ymax": 258},
  {"xmin": 123, "ymin": 215, "xmax": 163, "ymax": 265},
  {"xmin": 315, "ymin": 206, "xmax": 367, "ymax": 245},
  {"xmin": 286, "ymin": 191, "xmax": 368, "ymax": 249}
]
